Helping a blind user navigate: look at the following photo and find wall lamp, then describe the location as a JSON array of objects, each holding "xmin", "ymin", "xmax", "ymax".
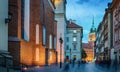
[{"xmin": 5, "ymin": 12, "xmax": 12, "ymax": 24}]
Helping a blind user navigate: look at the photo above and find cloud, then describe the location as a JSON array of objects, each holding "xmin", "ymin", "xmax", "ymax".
[{"xmin": 76, "ymin": 0, "xmax": 89, "ymax": 4}]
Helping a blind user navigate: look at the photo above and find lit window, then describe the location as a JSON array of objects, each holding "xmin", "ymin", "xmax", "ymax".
[
  {"xmin": 73, "ymin": 37, "xmax": 76, "ymax": 41},
  {"xmin": 73, "ymin": 30, "xmax": 77, "ymax": 33},
  {"xmin": 49, "ymin": 35, "xmax": 52, "ymax": 49},
  {"xmin": 35, "ymin": 48, "xmax": 39, "ymax": 61},
  {"xmin": 36, "ymin": 24, "xmax": 39, "ymax": 45}
]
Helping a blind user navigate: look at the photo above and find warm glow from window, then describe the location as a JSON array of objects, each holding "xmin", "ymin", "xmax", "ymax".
[
  {"xmin": 36, "ymin": 24, "xmax": 39, "ymax": 44},
  {"xmin": 49, "ymin": 35, "xmax": 52, "ymax": 49},
  {"xmin": 49, "ymin": 52, "xmax": 52, "ymax": 61},
  {"xmin": 36, "ymin": 48, "xmax": 39, "ymax": 61},
  {"xmin": 55, "ymin": 0, "xmax": 61, "ymax": 6}
]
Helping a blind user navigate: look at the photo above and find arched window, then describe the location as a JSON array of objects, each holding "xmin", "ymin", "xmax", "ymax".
[
  {"xmin": 36, "ymin": 24, "xmax": 39, "ymax": 44},
  {"xmin": 42, "ymin": 26, "xmax": 46, "ymax": 45},
  {"xmin": 49, "ymin": 34, "xmax": 52, "ymax": 49},
  {"xmin": 54, "ymin": 36, "xmax": 56, "ymax": 49},
  {"xmin": 23, "ymin": 0, "xmax": 30, "ymax": 41}
]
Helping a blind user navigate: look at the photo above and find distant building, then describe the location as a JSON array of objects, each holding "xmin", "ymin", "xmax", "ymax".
[
  {"xmin": 82, "ymin": 42, "xmax": 94, "ymax": 62},
  {"xmin": 95, "ymin": 3, "xmax": 113, "ymax": 61},
  {"xmin": 82, "ymin": 18, "xmax": 96, "ymax": 62},
  {"xmin": 112, "ymin": 0, "xmax": 120, "ymax": 64},
  {"xmin": 65, "ymin": 20, "xmax": 83, "ymax": 62}
]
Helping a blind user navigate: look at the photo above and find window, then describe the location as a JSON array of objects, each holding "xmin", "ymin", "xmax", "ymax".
[
  {"xmin": 115, "ymin": 32, "xmax": 117, "ymax": 42},
  {"xmin": 49, "ymin": 35, "xmax": 52, "ymax": 49},
  {"xmin": 54, "ymin": 37, "xmax": 56, "ymax": 49},
  {"xmin": 73, "ymin": 45, "xmax": 76, "ymax": 50},
  {"xmin": 73, "ymin": 37, "xmax": 76, "ymax": 41},
  {"xmin": 42, "ymin": 26, "xmax": 46, "ymax": 45},
  {"xmin": 36, "ymin": 24, "xmax": 39, "ymax": 45},
  {"xmin": 23, "ymin": 0, "xmax": 30, "ymax": 41},
  {"xmin": 73, "ymin": 30, "xmax": 77, "ymax": 33},
  {"xmin": 35, "ymin": 47, "xmax": 39, "ymax": 61},
  {"xmin": 67, "ymin": 37, "xmax": 69, "ymax": 42},
  {"xmin": 66, "ymin": 45, "xmax": 69, "ymax": 50}
]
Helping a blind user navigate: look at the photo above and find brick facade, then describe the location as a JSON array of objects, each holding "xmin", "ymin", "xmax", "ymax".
[
  {"xmin": 8, "ymin": 0, "xmax": 21, "ymax": 67},
  {"xmin": 8, "ymin": 0, "xmax": 57, "ymax": 67}
]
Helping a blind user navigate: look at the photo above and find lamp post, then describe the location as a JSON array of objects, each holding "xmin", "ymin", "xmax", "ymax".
[{"xmin": 59, "ymin": 35, "xmax": 63, "ymax": 68}]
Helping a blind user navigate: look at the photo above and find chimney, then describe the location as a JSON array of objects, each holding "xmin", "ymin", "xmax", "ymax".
[{"xmin": 69, "ymin": 19, "xmax": 76, "ymax": 24}]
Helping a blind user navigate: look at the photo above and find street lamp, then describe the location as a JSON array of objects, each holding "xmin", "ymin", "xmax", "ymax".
[
  {"xmin": 5, "ymin": 12, "xmax": 12, "ymax": 24},
  {"xmin": 59, "ymin": 35, "xmax": 63, "ymax": 68}
]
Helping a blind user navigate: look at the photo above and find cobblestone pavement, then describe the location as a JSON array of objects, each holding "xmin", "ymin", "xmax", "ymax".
[{"xmin": 23, "ymin": 63, "xmax": 120, "ymax": 72}]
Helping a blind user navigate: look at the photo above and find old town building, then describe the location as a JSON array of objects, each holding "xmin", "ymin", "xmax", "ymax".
[
  {"xmin": 95, "ymin": 3, "xmax": 113, "ymax": 61},
  {"xmin": 112, "ymin": 0, "xmax": 120, "ymax": 64},
  {"xmin": 82, "ymin": 42, "xmax": 94, "ymax": 62},
  {"xmin": 8, "ymin": 0, "xmax": 57, "ymax": 68},
  {"xmin": 65, "ymin": 20, "xmax": 83, "ymax": 63}
]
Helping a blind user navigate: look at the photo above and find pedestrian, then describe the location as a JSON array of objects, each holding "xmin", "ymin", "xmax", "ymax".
[
  {"xmin": 63, "ymin": 58, "xmax": 70, "ymax": 71},
  {"xmin": 78, "ymin": 61, "xmax": 80, "ymax": 66}
]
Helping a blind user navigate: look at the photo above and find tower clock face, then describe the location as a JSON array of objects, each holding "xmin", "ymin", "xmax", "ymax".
[{"xmin": 89, "ymin": 33, "xmax": 96, "ymax": 41}]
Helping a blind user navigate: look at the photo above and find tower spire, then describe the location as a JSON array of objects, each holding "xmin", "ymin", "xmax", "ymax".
[
  {"xmin": 92, "ymin": 15, "xmax": 94, "ymax": 28},
  {"xmin": 90, "ymin": 15, "xmax": 96, "ymax": 33}
]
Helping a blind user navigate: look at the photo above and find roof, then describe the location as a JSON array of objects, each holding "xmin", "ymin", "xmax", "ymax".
[
  {"xmin": 82, "ymin": 41, "xmax": 94, "ymax": 49},
  {"xmin": 66, "ymin": 21, "xmax": 82, "ymax": 28}
]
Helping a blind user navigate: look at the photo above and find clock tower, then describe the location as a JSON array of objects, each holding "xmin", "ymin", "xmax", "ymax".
[{"xmin": 88, "ymin": 17, "xmax": 96, "ymax": 42}]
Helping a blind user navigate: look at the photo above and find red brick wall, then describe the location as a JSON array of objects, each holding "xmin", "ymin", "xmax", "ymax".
[
  {"xmin": 8, "ymin": 41, "xmax": 20, "ymax": 66},
  {"xmin": 8, "ymin": 0, "xmax": 57, "ymax": 66},
  {"xmin": 8, "ymin": 0, "xmax": 21, "ymax": 67},
  {"xmin": 8, "ymin": 0, "xmax": 19, "ymax": 37},
  {"xmin": 43, "ymin": 0, "xmax": 55, "ymax": 49}
]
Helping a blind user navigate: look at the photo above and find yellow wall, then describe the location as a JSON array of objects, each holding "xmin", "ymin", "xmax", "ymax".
[{"xmin": 83, "ymin": 48, "xmax": 94, "ymax": 62}]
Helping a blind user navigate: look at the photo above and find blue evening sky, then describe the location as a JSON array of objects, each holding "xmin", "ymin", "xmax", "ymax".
[{"xmin": 66, "ymin": 0, "xmax": 112, "ymax": 43}]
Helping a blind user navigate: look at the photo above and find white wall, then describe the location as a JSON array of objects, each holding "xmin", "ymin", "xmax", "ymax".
[
  {"xmin": 65, "ymin": 29, "xmax": 82, "ymax": 61},
  {"xmin": 55, "ymin": 0, "xmax": 66, "ymax": 63},
  {"xmin": 0, "ymin": 0, "xmax": 8, "ymax": 51},
  {"xmin": 55, "ymin": 17, "xmax": 66, "ymax": 62}
]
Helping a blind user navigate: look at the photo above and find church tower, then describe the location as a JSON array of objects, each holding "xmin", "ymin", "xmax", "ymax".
[{"xmin": 88, "ymin": 17, "xmax": 96, "ymax": 42}]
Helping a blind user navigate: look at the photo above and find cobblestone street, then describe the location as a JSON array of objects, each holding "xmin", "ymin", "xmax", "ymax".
[{"xmin": 23, "ymin": 63, "xmax": 120, "ymax": 72}]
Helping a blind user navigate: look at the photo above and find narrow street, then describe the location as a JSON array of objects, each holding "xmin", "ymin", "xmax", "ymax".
[{"xmin": 23, "ymin": 63, "xmax": 120, "ymax": 72}]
